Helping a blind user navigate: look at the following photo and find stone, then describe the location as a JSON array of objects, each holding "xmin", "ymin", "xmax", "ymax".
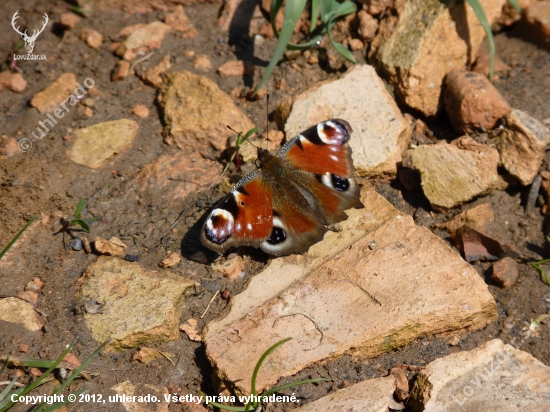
[
  {"xmin": 165, "ymin": 5, "xmax": 197, "ymax": 38},
  {"xmin": 158, "ymin": 252, "xmax": 181, "ymax": 269},
  {"xmin": 372, "ymin": 0, "xmax": 505, "ymax": 116},
  {"xmin": 158, "ymin": 70, "xmax": 254, "ymax": 153},
  {"xmin": 70, "ymin": 119, "xmax": 139, "ymax": 169},
  {"xmin": 111, "ymin": 381, "xmax": 170, "ymax": 412},
  {"xmin": 491, "ymin": 257, "xmax": 519, "ymax": 288},
  {"xmin": 211, "ymin": 255, "xmax": 245, "ymax": 281},
  {"xmin": 454, "ymin": 226, "xmax": 519, "ymax": 262},
  {"xmin": 218, "ymin": 60, "xmax": 255, "ymax": 76},
  {"xmin": 284, "ymin": 65, "xmax": 411, "ymax": 177},
  {"xmin": 193, "ymin": 55, "xmax": 212, "ymax": 72},
  {"xmin": 525, "ymin": 1, "xmax": 550, "ymax": 42},
  {"xmin": 17, "ymin": 291, "xmax": 38, "ymax": 305},
  {"xmin": 437, "ymin": 203, "xmax": 494, "ymax": 235},
  {"xmin": 408, "ymin": 339, "xmax": 550, "ymax": 411},
  {"xmin": 472, "ymin": 48, "xmax": 511, "ymax": 78},
  {"xmin": 357, "ymin": 10, "xmax": 378, "ymax": 42},
  {"xmin": 80, "ymin": 28, "xmax": 103, "ymax": 50},
  {"xmin": 496, "ymin": 109, "xmax": 550, "ymax": 185},
  {"xmin": 444, "ymin": 69, "xmax": 511, "ymax": 134},
  {"xmin": 131, "ymin": 150, "xmax": 222, "ymax": 204},
  {"xmin": 410, "ymin": 137, "xmax": 500, "ymax": 210},
  {"xmin": 63, "ymin": 353, "xmax": 81, "ymax": 367},
  {"xmin": 112, "ymin": 60, "xmax": 130, "ymax": 81},
  {"xmin": 132, "ymin": 347, "xmax": 164, "ymax": 364},
  {"xmin": 131, "ymin": 104, "xmax": 150, "ymax": 118},
  {"xmin": 59, "ymin": 13, "xmax": 80, "ymax": 30},
  {"xmin": 360, "ymin": 0, "xmax": 392, "ymax": 15},
  {"xmin": 116, "ymin": 21, "xmax": 172, "ymax": 61},
  {"xmin": 498, "ymin": 0, "xmax": 534, "ymax": 26},
  {"xmin": 78, "ymin": 257, "xmax": 194, "ymax": 350},
  {"xmin": 0, "ymin": 72, "xmax": 27, "ymax": 93},
  {"xmin": 204, "ymin": 188, "xmax": 497, "ymax": 394},
  {"xmin": 180, "ymin": 318, "xmax": 201, "ymax": 342},
  {"xmin": 94, "ymin": 237, "xmax": 126, "ymax": 256},
  {"xmin": 291, "ymin": 376, "xmax": 396, "ymax": 411},
  {"xmin": 140, "ymin": 54, "xmax": 171, "ymax": 88},
  {"xmin": 30, "ymin": 73, "xmax": 77, "ymax": 114},
  {"xmin": 348, "ymin": 38, "xmax": 364, "ymax": 51},
  {"xmin": 0, "ymin": 297, "xmax": 43, "ymax": 331},
  {"xmin": 0, "ymin": 135, "xmax": 20, "ymax": 159}
]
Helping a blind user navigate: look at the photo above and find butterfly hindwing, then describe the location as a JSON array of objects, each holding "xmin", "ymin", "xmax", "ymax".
[{"xmin": 201, "ymin": 171, "xmax": 273, "ymax": 254}]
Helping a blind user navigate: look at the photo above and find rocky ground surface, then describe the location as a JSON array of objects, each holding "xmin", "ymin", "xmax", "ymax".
[{"xmin": 1, "ymin": 0, "xmax": 550, "ymax": 411}]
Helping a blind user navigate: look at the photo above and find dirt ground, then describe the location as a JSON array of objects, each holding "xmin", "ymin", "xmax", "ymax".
[{"xmin": 0, "ymin": 1, "xmax": 549, "ymax": 411}]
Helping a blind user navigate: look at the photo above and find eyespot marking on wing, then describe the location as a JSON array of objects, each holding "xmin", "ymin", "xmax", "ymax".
[
  {"xmin": 317, "ymin": 120, "xmax": 349, "ymax": 145},
  {"xmin": 204, "ymin": 209, "xmax": 234, "ymax": 244}
]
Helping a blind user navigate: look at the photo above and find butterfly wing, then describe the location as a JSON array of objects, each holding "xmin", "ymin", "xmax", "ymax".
[
  {"xmin": 278, "ymin": 119, "xmax": 363, "ymax": 225},
  {"xmin": 201, "ymin": 170, "xmax": 274, "ymax": 254}
]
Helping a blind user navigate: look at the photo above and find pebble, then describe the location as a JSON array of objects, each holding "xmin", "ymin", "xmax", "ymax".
[
  {"xmin": 125, "ymin": 254, "xmax": 139, "ymax": 262},
  {"xmin": 70, "ymin": 237, "xmax": 83, "ymax": 251}
]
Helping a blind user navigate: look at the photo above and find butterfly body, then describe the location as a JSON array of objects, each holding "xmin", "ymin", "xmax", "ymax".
[{"xmin": 201, "ymin": 119, "xmax": 363, "ymax": 256}]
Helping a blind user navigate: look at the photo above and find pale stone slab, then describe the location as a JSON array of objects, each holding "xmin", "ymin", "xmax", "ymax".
[
  {"xmin": 291, "ymin": 376, "xmax": 395, "ymax": 412},
  {"xmin": 284, "ymin": 65, "xmax": 411, "ymax": 177},
  {"xmin": 409, "ymin": 339, "xmax": 550, "ymax": 411},
  {"xmin": 205, "ymin": 189, "xmax": 497, "ymax": 394},
  {"xmin": 116, "ymin": 21, "xmax": 172, "ymax": 61},
  {"xmin": 70, "ymin": 119, "xmax": 139, "ymax": 169},
  {"xmin": 158, "ymin": 70, "xmax": 254, "ymax": 154},
  {"xmin": 410, "ymin": 138, "xmax": 500, "ymax": 210},
  {"xmin": 78, "ymin": 257, "xmax": 194, "ymax": 350},
  {"xmin": 0, "ymin": 297, "xmax": 43, "ymax": 331},
  {"xmin": 204, "ymin": 188, "xmax": 399, "ymax": 339},
  {"xmin": 497, "ymin": 109, "xmax": 550, "ymax": 185},
  {"xmin": 373, "ymin": 0, "xmax": 505, "ymax": 116},
  {"xmin": 30, "ymin": 73, "xmax": 77, "ymax": 114}
]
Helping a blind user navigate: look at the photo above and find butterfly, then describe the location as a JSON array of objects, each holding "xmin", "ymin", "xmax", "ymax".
[{"xmin": 201, "ymin": 119, "xmax": 363, "ymax": 256}]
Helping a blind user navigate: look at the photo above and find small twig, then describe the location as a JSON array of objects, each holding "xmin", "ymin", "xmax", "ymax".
[
  {"xmin": 526, "ymin": 174, "xmax": 542, "ymax": 214},
  {"xmin": 201, "ymin": 290, "xmax": 219, "ymax": 319},
  {"xmin": 129, "ymin": 51, "xmax": 155, "ymax": 73},
  {"xmin": 0, "ymin": 381, "xmax": 25, "ymax": 387},
  {"xmin": 152, "ymin": 349, "xmax": 176, "ymax": 365}
]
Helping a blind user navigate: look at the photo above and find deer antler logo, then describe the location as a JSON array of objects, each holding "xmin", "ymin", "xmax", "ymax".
[{"xmin": 12, "ymin": 11, "xmax": 49, "ymax": 54}]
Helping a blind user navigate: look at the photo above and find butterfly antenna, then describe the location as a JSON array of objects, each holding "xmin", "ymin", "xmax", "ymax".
[{"xmin": 265, "ymin": 92, "xmax": 270, "ymax": 151}]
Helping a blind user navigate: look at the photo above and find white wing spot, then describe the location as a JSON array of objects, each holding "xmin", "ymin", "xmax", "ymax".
[{"xmin": 247, "ymin": 223, "xmax": 252, "ymax": 231}]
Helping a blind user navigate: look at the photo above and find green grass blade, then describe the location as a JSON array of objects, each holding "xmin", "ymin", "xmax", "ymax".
[
  {"xmin": 251, "ymin": 338, "xmax": 292, "ymax": 397},
  {"xmin": 0, "ymin": 343, "xmax": 74, "ymax": 410},
  {"xmin": 326, "ymin": 20, "xmax": 356, "ymax": 63},
  {"xmin": 238, "ymin": 127, "xmax": 260, "ymax": 146},
  {"xmin": 254, "ymin": 0, "xmax": 308, "ymax": 96},
  {"xmin": 532, "ymin": 259, "xmax": 550, "ymax": 285},
  {"xmin": 261, "ymin": 378, "xmax": 332, "ymax": 398},
  {"xmin": 310, "ymin": 0, "xmax": 320, "ymax": 33},
  {"xmin": 507, "ymin": 0, "xmax": 521, "ymax": 13},
  {"xmin": 38, "ymin": 388, "xmax": 86, "ymax": 412},
  {"xmin": 74, "ymin": 198, "xmax": 86, "ymax": 220},
  {"xmin": 0, "ymin": 215, "xmax": 36, "ymax": 260},
  {"xmin": 0, "ymin": 355, "xmax": 8, "ymax": 376},
  {"xmin": 270, "ymin": 0, "xmax": 285, "ymax": 36},
  {"xmin": 0, "ymin": 376, "xmax": 18, "ymax": 403},
  {"xmin": 466, "ymin": 0, "xmax": 494, "ymax": 79},
  {"xmin": 69, "ymin": 219, "xmax": 90, "ymax": 233},
  {"xmin": 52, "ymin": 340, "xmax": 109, "ymax": 397}
]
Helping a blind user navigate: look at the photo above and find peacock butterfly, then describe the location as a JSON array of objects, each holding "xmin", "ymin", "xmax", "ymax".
[{"xmin": 201, "ymin": 119, "xmax": 363, "ymax": 256}]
